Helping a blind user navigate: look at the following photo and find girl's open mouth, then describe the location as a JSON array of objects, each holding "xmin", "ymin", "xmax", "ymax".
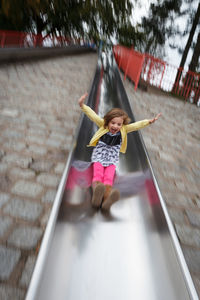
[{"xmin": 111, "ymin": 129, "xmax": 117, "ymax": 134}]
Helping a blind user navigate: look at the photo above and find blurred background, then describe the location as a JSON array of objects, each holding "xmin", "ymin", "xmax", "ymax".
[
  {"xmin": 0, "ymin": 1, "xmax": 199, "ymax": 299},
  {"xmin": 0, "ymin": 0, "xmax": 199, "ymax": 70}
]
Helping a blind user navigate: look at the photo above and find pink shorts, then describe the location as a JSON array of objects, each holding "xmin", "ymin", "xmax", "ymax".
[{"xmin": 92, "ymin": 162, "xmax": 116, "ymax": 186}]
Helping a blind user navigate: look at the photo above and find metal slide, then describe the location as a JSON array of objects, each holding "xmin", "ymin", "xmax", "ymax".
[{"xmin": 26, "ymin": 51, "xmax": 198, "ymax": 300}]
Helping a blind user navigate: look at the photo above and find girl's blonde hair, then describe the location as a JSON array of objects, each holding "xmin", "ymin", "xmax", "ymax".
[{"xmin": 104, "ymin": 108, "xmax": 130, "ymax": 128}]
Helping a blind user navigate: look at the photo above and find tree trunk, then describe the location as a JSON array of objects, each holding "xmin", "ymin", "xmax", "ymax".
[
  {"xmin": 188, "ymin": 30, "xmax": 200, "ymax": 72},
  {"xmin": 172, "ymin": 2, "xmax": 200, "ymax": 92},
  {"xmin": 182, "ymin": 30, "xmax": 200, "ymax": 104},
  {"xmin": 188, "ymin": 31, "xmax": 200, "ymax": 104},
  {"xmin": 35, "ymin": 14, "xmax": 45, "ymax": 46}
]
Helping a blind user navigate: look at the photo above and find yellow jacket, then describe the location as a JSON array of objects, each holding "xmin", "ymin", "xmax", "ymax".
[{"xmin": 81, "ymin": 104, "xmax": 150, "ymax": 153}]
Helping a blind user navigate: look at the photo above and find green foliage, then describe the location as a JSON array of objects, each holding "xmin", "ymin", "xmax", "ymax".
[
  {"xmin": 0, "ymin": 0, "xmax": 28, "ymax": 30},
  {"xmin": 0, "ymin": 0, "xmax": 51, "ymax": 33},
  {"xmin": 1, "ymin": 0, "xmax": 198, "ymax": 71},
  {"xmin": 117, "ymin": 23, "xmax": 145, "ymax": 50},
  {"xmin": 171, "ymin": 0, "xmax": 200, "ymax": 55},
  {"xmin": 140, "ymin": 0, "xmax": 183, "ymax": 57},
  {"xmin": 0, "ymin": 0, "xmax": 135, "ymax": 45}
]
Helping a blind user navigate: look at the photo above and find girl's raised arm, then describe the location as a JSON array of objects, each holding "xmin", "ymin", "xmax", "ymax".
[
  {"xmin": 149, "ymin": 113, "xmax": 162, "ymax": 124},
  {"xmin": 125, "ymin": 113, "xmax": 161, "ymax": 133},
  {"xmin": 78, "ymin": 93, "xmax": 104, "ymax": 127},
  {"xmin": 78, "ymin": 92, "xmax": 88, "ymax": 108}
]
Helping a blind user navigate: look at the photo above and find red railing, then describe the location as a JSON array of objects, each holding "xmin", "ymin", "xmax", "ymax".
[
  {"xmin": 113, "ymin": 45, "xmax": 145, "ymax": 90},
  {"xmin": 1, "ymin": 32, "xmax": 199, "ymax": 105},
  {"xmin": 0, "ymin": 30, "xmax": 91, "ymax": 48},
  {"xmin": 141, "ymin": 54, "xmax": 200, "ymax": 105},
  {"xmin": 114, "ymin": 45, "xmax": 200, "ymax": 105}
]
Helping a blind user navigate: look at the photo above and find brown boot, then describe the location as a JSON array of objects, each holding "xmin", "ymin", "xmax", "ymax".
[
  {"xmin": 102, "ymin": 185, "xmax": 120, "ymax": 210},
  {"xmin": 103, "ymin": 185, "xmax": 112, "ymax": 201},
  {"xmin": 91, "ymin": 181, "xmax": 105, "ymax": 208}
]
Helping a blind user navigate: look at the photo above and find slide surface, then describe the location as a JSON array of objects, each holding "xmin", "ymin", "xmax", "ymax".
[{"xmin": 26, "ymin": 51, "xmax": 197, "ymax": 300}]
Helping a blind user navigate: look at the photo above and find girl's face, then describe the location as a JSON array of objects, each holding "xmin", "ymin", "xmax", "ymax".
[{"xmin": 108, "ymin": 116, "xmax": 123, "ymax": 134}]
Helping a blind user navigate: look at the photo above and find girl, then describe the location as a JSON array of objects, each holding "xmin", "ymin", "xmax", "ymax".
[{"xmin": 78, "ymin": 92, "xmax": 161, "ymax": 210}]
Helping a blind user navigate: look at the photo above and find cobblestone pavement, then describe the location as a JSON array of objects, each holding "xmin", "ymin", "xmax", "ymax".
[
  {"xmin": 0, "ymin": 52, "xmax": 200, "ymax": 299},
  {"xmin": 124, "ymin": 80, "xmax": 200, "ymax": 297},
  {"xmin": 0, "ymin": 52, "xmax": 97, "ymax": 299}
]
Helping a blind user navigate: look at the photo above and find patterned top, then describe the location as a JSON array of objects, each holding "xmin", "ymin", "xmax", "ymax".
[{"xmin": 91, "ymin": 131, "xmax": 122, "ymax": 166}]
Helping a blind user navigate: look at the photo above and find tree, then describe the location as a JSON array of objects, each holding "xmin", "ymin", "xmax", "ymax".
[
  {"xmin": 0, "ymin": 0, "xmax": 135, "ymax": 46},
  {"xmin": 75, "ymin": 0, "xmax": 134, "ymax": 44},
  {"xmin": 0, "ymin": 0, "xmax": 51, "ymax": 41},
  {"xmin": 188, "ymin": 30, "xmax": 200, "ymax": 73},
  {"xmin": 0, "ymin": 0, "xmax": 30, "ymax": 31},
  {"xmin": 173, "ymin": 2, "xmax": 200, "ymax": 90},
  {"xmin": 182, "ymin": 30, "xmax": 200, "ymax": 104},
  {"xmin": 140, "ymin": 0, "xmax": 183, "ymax": 57},
  {"xmin": 116, "ymin": 23, "xmax": 145, "ymax": 49}
]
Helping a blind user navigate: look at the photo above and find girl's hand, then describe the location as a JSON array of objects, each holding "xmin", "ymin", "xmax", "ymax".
[
  {"xmin": 149, "ymin": 113, "xmax": 162, "ymax": 124},
  {"xmin": 78, "ymin": 92, "xmax": 88, "ymax": 107}
]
